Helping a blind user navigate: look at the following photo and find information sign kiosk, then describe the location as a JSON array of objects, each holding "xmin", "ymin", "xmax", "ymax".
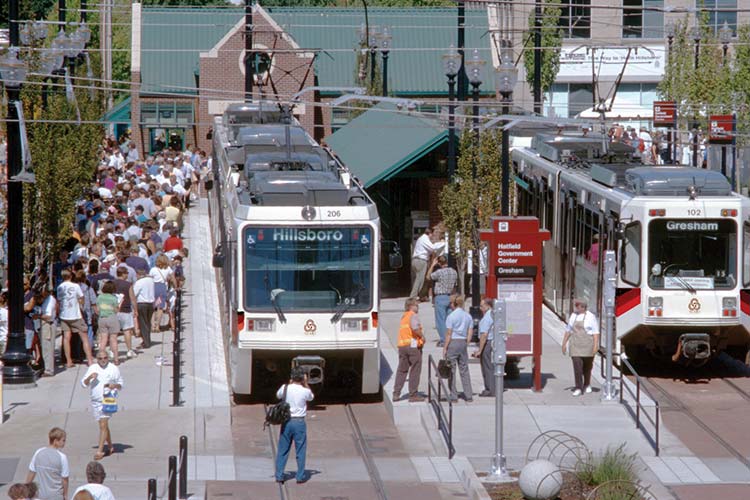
[{"xmin": 480, "ymin": 217, "xmax": 549, "ymax": 391}]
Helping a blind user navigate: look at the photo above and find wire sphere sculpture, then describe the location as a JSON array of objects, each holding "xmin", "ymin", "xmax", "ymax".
[{"xmin": 525, "ymin": 430, "xmax": 593, "ymax": 474}]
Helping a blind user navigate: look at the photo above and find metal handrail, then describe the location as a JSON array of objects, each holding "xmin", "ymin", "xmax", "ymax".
[
  {"xmin": 427, "ymin": 354, "xmax": 455, "ymax": 459},
  {"xmin": 172, "ymin": 289, "xmax": 183, "ymax": 407},
  {"xmin": 618, "ymin": 356, "xmax": 660, "ymax": 456}
]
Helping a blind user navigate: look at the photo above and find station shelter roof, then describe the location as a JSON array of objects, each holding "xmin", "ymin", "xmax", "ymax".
[
  {"xmin": 137, "ymin": 6, "xmax": 492, "ymax": 97},
  {"xmin": 325, "ymin": 102, "xmax": 447, "ymax": 188}
]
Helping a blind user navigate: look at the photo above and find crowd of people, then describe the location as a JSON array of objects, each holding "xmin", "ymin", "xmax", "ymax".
[
  {"xmin": 608, "ymin": 123, "xmax": 708, "ymax": 166},
  {"xmin": 2, "ymin": 134, "xmax": 206, "ymax": 500}
]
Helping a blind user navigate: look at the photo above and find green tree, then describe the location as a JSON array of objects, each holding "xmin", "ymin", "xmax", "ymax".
[
  {"xmin": 732, "ymin": 25, "xmax": 750, "ymax": 146},
  {"xmin": 0, "ymin": 0, "xmax": 55, "ymax": 29},
  {"xmin": 659, "ymin": 17, "xmax": 733, "ymax": 137},
  {"xmin": 439, "ymin": 129, "xmax": 503, "ymax": 282},
  {"xmin": 522, "ymin": 0, "xmax": 563, "ymax": 97}
]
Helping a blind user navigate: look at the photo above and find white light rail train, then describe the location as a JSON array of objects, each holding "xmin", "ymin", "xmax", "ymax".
[
  {"xmin": 513, "ymin": 133, "xmax": 750, "ymax": 366},
  {"xmin": 208, "ymin": 103, "xmax": 400, "ymax": 398}
]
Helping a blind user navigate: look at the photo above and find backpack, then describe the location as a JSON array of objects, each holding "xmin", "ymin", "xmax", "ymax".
[{"xmin": 264, "ymin": 385, "xmax": 291, "ymax": 429}]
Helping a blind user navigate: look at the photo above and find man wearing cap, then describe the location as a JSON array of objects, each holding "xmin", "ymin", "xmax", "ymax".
[{"xmin": 274, "ymin": 367, "xmax": 314, "ymax": 484}]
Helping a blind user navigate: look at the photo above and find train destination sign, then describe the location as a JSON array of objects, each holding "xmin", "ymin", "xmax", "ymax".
[
  {"xmin": 653, "ymin": 101, "xmax": 677, "ymax": 127},
  {"xmin": 666, "ymin": 221, "xmax": 718, "ymax": 232},
  {"xmin": 496, "ymin": 266, "xmax": 537, "ymax": 278}
]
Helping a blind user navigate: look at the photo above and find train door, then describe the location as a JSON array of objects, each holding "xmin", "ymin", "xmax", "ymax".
[
  {"xmin": 574, "ymin": 205, "xmax": 601, "ymax": 317},
  {"xmin": 741, "ymin": 221, "xmax": 750, "ymax": 335},
  {"xmin": 560, "ymin": 191, "xmax": 577, "ymax": 317}
]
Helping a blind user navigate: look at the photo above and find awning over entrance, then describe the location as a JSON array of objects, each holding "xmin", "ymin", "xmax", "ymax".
[{"xmin": 325, "ymin": 103, "xmax": 447, "ymax": 188}]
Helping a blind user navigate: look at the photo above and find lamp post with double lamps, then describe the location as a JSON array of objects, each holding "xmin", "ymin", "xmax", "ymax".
[
  {"xmin": 380, "ymin": 26, "xmax": 391, "ymax": 97},
  {"xmin": 691, "ymin": 24, "xmax": 701, "ymax": 168},
  {"xmin": 495, "ymin": 50, "xmax": 518, "ymax": 217},
  {"xmin": 464, "ymin": 48, "xmax": 485, "ymax": 332},
  {"xmin": 0, "ymin": 21, "xmax": 36, "ymax": 384},
  {"xmin": 665, "ymin": 21, "xmax": 676, "ymax": 164},
  {"xmin": 368, "ymin": 26, "xmax": 380, "ymax": 87},
  {"xmin": 442, "ymin": 45, "xmax": 461, "ymax": 182},
  {"xmin": 719, "ymin": 21, "xmax": 732, "ymax": 178}
]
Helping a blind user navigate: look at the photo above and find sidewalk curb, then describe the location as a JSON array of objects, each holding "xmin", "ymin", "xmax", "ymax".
[{"xmin": 452, "ymin": 456, "xmax": 492, "ymax": 500}]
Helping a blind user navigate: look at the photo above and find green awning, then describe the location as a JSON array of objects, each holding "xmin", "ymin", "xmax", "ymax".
[
  {"xmin": 103, "ymin": 97, "xmax": 131, "ymax": 124},
  {"xmin": 325, "ymin": 103, "xmax": 447, "ymax": 187}
]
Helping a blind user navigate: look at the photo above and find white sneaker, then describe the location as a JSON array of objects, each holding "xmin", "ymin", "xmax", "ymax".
[
  {"xmin": 127, "ymin": 350, "xmax": 138, "ymax": 359},
  {"xmin": 572, "ymin": 389, "xmax": 582, "ymax": 397},
  {"xmin": 584, "ymin": 386, "xmax": 592, "ymax": 394},
  {"xmin": 107, "ymin": 349, "xmax": 114, "ymax": 360}
]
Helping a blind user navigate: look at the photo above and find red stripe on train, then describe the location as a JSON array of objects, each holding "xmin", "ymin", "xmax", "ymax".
[
  {"xmin": 741, "ymin": 290, "xmax": 750, "ymax": 315},
  {"xmin": 615, "ymin": 288, "xmax": 641, "ymax": 317}
]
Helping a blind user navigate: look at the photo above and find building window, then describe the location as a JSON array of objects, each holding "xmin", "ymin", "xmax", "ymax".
[
  {"xmin": 543, "ymin": 83, "xmax": 593, "ymax": 119},
  {"xmin": 331, "ymin": 108, "xmax": 354, "ymax": 133},
  {"xmin": 623, "ymin": 0, "xmax": 664, "ymax": 38},
  {"xmin": 140, "ymin": 102, "xmax": 194, "ymax": 127},
  {"xmin": 697, "ymin": 0, "xmax": 737, "ymax": 35},
  {"xmin": 559, "ymin": 0, "xmax": 591, "ymax": 38}
]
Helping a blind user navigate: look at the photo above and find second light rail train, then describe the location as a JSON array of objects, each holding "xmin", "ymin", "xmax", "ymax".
[{"xmin": 513, "ymin": 133, "xmax": 750, "ymax": 365}]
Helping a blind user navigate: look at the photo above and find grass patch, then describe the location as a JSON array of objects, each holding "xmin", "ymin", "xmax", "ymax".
[{"xmin": 577, "ymin": 444, "xmax": 638, "ymax": 486}]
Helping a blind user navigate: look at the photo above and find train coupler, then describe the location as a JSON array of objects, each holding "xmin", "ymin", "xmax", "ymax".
[
  {"xmin": 673, "ymin": 334, "xmax": 711, "ymax": 362},
  {"xmin": 292, "ymin": 355, "xmax": 326, "ymax": 385}
]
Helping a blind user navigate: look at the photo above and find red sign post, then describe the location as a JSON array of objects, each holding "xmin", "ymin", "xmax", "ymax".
[
  {"xmin": 653, "ymin": 101, "xmax": 677, "ymax": 127},
  {"xmin": 709, "ymin": 115, "xmax": 734, "ymax": 143},
  {"xmin": 480, "ymin": 217, "xmax": 550, "ymax": 392}
]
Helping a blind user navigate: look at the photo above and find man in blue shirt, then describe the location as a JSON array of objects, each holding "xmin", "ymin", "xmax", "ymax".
[
  {"xmin": 473, "ymin": 298, "xmax": 495, "ymax": 397},
  {"xmin": 443, "ymin": 295, "xmax": 474, "ymax": 402}
]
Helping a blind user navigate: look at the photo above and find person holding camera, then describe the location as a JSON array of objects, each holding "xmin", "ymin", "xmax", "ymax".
[{"xmin": 275, "ymin": 367, "xmax": 314, "ymax": 484}]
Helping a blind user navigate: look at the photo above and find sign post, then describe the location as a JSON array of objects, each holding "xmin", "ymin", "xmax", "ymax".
[
  {"xmin": 601, "ymin": 251, "xmax": 617, "ymax": 401},
  {"xmin": 480, "ymin": 217, "xmax": 550, "ymax": 391},
  {"xmin": 709, "ymin": 114, "xmax": 734, "ymax": 178},
  {"xmin": 489, "ymin": 298, "xmax": 511, "ymax": 481},
  {"xmin": 653, "ymin": 101, "xmax": 677, "ymax": 164}
]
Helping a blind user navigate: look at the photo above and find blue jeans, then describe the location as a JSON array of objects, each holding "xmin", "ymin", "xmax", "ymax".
[
  {"xmin": 434, "ymin": 295, "xmax": 451, "ymax": 342},
  {"xmin": 275, "ymin": 418, "xmax": 307, "ymax": 482}
]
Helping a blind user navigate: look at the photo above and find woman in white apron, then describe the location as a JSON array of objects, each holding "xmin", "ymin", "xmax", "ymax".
[{"xmin": 562, "ymin": 299, "xmax": 600, "ymax": 396}]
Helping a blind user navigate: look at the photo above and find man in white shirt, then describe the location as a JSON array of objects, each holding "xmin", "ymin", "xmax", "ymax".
[
  {"xmin": 82, "ymin": 352, "xmax": 124, "ymax": 460},
  {"xmin": 73, "ymin": 461, "xmax": 116, "ymax": 500},
  {"xmin": 275, "ymin": 367, "xmax": 314, "ymax": 484},
  {"xmin": 27, "ymin": 427, "xmax": 69, "ymax": 500},
  {"xmin": 58, "ymin": 269, "xmax": 94, "ymax": 367},
  {"xmin": 39, "ymin": 287, "xmax": 58, "ymax": 376},
  {"xmin": 133, "ymin": 268, "xmax": 155, "ymax": 349},
  {"xmin": 410, "ymin": 228, "xmax": 443, "ymax": 300}
]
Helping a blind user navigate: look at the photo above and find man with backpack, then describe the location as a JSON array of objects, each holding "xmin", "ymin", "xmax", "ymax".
[{"xmin": 274, "ymin": 367, "xmax": 314, "ymax": 484}]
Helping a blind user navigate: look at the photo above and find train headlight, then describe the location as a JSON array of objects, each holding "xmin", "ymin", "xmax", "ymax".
[
  {"xmin": 722, "ymin": 297, "xmax": 738, "ymax": 317},
  {"xmin": 247, "ymin": 318, "xmax": 275, "ymax": 332},
  {"xmin": 648, "ymin": 296, "xmax": 663, "ymax": 317},
  {"xmin": 342, "ymin": 318, "xmax": 369, "ymax": 331}
]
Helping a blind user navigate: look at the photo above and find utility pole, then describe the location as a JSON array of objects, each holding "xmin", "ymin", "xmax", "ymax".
[
  {"xmin": 457, "ymin": 0, "xmax": 466, "ymax": 101},
  {"xmin": 245, "ymin": 0, "xmax": 254, "ymax": 102},
  {"xmin": 533, "ymin": 0, "xmax": 542, "ymax": 115}
]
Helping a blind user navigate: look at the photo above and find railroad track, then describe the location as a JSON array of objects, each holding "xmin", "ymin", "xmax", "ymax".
[
  {"xmin": 645, "ymin": 377, "xmax": 750, "ymax": 470},
  {"xmin": 262, "ymin": 403, "xmax": 389, "ymax": 500}
]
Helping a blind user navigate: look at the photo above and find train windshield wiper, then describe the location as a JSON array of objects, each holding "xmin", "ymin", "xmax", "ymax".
[
  {"xmin": 331, "ymin": 283, "xmax": 365, "ymax": 324},
  {"xmin": 671, "ymin": 275, "xmax": 696, "ymax": 294},
  {"xmin": 264, "ymin": 273, "xmax": 287, "ymax": 323}
]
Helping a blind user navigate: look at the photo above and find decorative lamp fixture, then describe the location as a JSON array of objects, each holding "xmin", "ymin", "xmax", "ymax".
[
  {"xmin": 465, "ymin": 48, "xmax": 486, "ymax": 86},
  {"xmin": 380, "ymin": 26, "xmax": 391, "ymax": 53},
  {"xmin": 719, "ymin": 21, "xmax": 732, "ymax": 44},
  {"xmin": 690, "ymin": 24, "xmax": 702, "ymax": 42},
  {"xmin": 20, "ymin": 23, "xmax": 32, "ymax": 46},
  {"xmin": 368, "ymin": 26, "xmax": 380, "ymax": 49},
  {"xmin": 358, "ymin": 23, "xmax": 367, "ymax": 45},
  {"xmin": 51, "ymin": 29, "xmax": 67, "ymax": 53},
  {"xmin": 664, "ymin": 21, "xmax": 676, "ymax": 39},
  {"xmin": 77, "ymin": 23, "xmax": 92, "ymax": 45},
  {"xmin": 0, "ymin": 47, "xmax": 29, "ymax": 88},
  {"xmin": 495, "ymin": 59, "xmax": 518, "ymax": 95},
  {"xmin": 33, "ymin": 21, "xmax": 48, "ymax": 42},
  {"xmin": 442, "ymin": 44, "xmax": 461, "ymax": 77}
]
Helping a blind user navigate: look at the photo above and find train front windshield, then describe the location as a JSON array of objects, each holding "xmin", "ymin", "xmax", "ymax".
[
  {"xmin": 243, "ymin": 226, "xmax": 373, "ymax": 312},
  {"xmin": 648, "ymin": 219, "xmax": 737, "ymax": 290}
]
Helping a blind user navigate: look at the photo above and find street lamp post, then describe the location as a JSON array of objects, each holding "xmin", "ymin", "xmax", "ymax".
[
  {"xmin": 0, "ymin": 15, "xmax": 36, "ymax": 385},
  {"xmin": 380, "ymin": 26, "xmax": 391, "ymax": 97},
  {"xmin": 719, "ymin": 21, "xmax": 732, "ymax": 178},
  {"xmin": 691, "ymin": 24, "xmax": 701, "ymax": 168},
  {"xmin": 495, "ymin": 50, "xmax": 518, "ymax": 217},
  {"xmin": 442, "ymin": 46, "xmax": 460, "ymax": 182},
  {"xmin": 665, "ymin": 22, "xmax": 676, "ymax": 164},
  {"xmin": 368, "ymin": 27, "xmax": 380, "ymax": 87},
  {"xmin": 465, "ymin": 48, "xmax": 485, "ymax": 331}
]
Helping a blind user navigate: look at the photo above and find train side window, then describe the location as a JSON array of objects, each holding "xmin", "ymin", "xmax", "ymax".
[
  {"xmin": 620, "ymin": 222, "xmax": 641, "ymax": 286},
  {"xmin": 743, "ymin": 222, "xmax": 750, "ymax": 287}
]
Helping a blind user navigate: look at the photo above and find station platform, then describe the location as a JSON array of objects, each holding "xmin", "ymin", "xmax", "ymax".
[{"xmin": 378, "ymin": 296, "xmax": 744, "ymax": 499}]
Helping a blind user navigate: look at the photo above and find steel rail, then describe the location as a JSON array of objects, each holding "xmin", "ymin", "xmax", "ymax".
[
  {"xmin": 345, "ymin": 404, "xmax": 389, "ymax": 500},
  {"xmin": 264, "ymin": 405, "xmax": 291, "ymax": 500},
  {"xmin": 646, "ymin": 378, "xmax": 750, "ymax": 470}
]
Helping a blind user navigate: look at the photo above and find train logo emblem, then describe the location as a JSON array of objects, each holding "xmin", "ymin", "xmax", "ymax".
[
  {"xmin": 688, "ymin": 298, "xmax": 701, "ymax": 313},
  {"xmin": 304, "ymin": 319, "xmax": 317, "ymax": 335}
]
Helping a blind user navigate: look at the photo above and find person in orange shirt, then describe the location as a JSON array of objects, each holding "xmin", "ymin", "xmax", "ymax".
[{"xmin": 393, "ymin": 298, "xmax": 425, "ymax": 402}]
